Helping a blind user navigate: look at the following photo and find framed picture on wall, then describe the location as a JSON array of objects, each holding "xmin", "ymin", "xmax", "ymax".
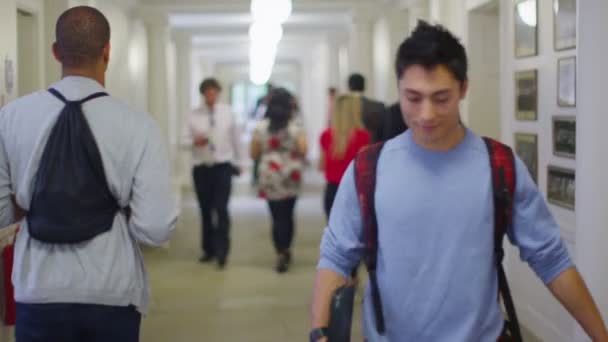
[
  {"xmin": 514, "ymin": 133, "xmax": 538, "ymax": 183},
  {"xmin": 558, "ymin": 56, "xmax": 576, "ymax": 107},
  {"xmin": 515, "ymin": 70, "xmax": 538, "ymax": 121},
  {"xmin": 514, "ymin": 0, "xmax": 538, "ymax": 58},
  {"xmin": 547, "ymin": 166, "xmax": 575, "ymax": 210},
  {"xmin": 552, "ymin": 116, "xmax": 576, "ymax": 158},
  {"xmin": 554, "ymin": 0, "xmax": 577, "ymax": 50}
]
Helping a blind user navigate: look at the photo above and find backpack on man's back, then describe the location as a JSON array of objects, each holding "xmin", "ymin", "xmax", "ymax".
[{"xmin": 27, "ymin": 88, "xmax": 122, "ymax": 244}]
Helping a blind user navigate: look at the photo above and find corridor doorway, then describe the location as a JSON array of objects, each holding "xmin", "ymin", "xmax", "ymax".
[{"xmin": 16, "ymin": 8, "xmax": 42, "ymax": 96}]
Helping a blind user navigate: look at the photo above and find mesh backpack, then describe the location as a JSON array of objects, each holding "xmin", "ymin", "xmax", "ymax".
[
  {"xmin": 353, "ymin": 136, "xmax": 523, "ymax": 341},
  {"xmin": 27, "ymin": 88, "xmax": 121, "ymax": 244}
]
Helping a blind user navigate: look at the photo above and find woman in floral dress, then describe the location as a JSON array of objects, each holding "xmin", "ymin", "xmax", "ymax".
[{"xmin": 249, "ymin": 88, "xmax": 307, "ymax": 273}]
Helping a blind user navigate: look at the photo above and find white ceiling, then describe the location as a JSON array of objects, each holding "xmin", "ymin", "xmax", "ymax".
[{"xmin": 135, "ymin": 0, "xmax": 404, "ymax": 80}]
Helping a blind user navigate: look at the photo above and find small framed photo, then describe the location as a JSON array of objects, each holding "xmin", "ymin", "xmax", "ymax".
[
  {"xmin": 514, "ymin": 133, "xmax": 538, "ymax": 183},
  {"xmin": 558, "ymin": 57, "xmax": 576, "ymax": 107},
  {"xmin": 554, "ymin": 0, "xmax": 577, "ymax": 51},
  {"xmin": 515, "ymin": 70, "xmax": 538, "ymax": 121},
  {"xmin": 515, "ymin": 0, "xmax": 538, "ymax": 58},
  {"xmin": 552, "ymin": 116, "xmax": 576, "ymax": 158},
  {"xmin": 547, "ymin": 166, "xmax": 575, "ymax": 210}
]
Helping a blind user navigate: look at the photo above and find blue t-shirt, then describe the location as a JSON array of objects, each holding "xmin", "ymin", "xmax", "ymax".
[{"xmin": 318, "ymin": 128, "xmax": 573, "ymax": 341}]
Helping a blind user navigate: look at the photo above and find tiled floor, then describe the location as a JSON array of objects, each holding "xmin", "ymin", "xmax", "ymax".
[{"xmin": 140, "ymin": 183, "xmax": 364, "ymax": 341}]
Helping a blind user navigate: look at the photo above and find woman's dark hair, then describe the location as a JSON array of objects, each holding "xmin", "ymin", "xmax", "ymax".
[
  {"xmin": 395, "ymin": 20, "xmax": 468, "ymax": 84},
  {"xmin": 265, "ymin": 88, "xmax": 293, "ymax": 133}
]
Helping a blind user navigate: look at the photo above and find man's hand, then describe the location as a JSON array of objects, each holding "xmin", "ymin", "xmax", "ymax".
[
  {"xmin": 231, "ymin": 165, "xmax": 242, "ymax": 176},
  {"xmin": 194, "ymin": 135, "xmax": 208, "ymax": 147}
]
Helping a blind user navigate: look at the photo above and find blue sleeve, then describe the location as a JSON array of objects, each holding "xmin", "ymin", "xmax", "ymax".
[
  {"xmin": 317, "ymin": 162, "xmax": 365, "ymax": 278},
  {"xmin": 508, "ymin": 156, "xmax": 574, "ymax": 284}
]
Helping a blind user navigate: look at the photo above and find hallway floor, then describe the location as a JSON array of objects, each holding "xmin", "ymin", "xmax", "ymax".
[{"xmin": 140, "ymin": 183, "xmax": 364, "ymax": 341}]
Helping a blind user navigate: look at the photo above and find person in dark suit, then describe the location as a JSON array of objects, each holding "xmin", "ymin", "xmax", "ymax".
[
  {"xmin": 383, "ymin": 101, "xmax": 408, "ymax": 140},
  {"xmin": 347, "ymin": 73, "xmax": 386, "ymax": 143}
]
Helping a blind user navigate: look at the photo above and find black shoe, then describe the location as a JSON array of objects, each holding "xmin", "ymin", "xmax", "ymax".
[
  {"xmin": 199, "ymin": 254, "xmax": 214, "ymax": 263},
  {"xmin": 275, "ymin": 252, "xmax": 290, "ymax": 273},
  {"xmin": 217, "ymin": 257, "xmax": 227, "ymax": 270}
]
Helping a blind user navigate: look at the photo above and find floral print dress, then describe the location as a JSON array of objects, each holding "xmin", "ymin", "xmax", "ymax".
[{"xmin": 253, "ymin": 119, "xmax": 304, "ymax": 200}]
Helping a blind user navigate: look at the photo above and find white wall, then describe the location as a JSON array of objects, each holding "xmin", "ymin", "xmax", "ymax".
[
  {"xmin": 466, "ymin": 3, "xmax": 500, "ymax": 139},
  {"xmin": 43, "ymin": 0, "xmax": 69, "ymax": 86},
  {"xmin": 16, "ymin": 9, "xmax": 42, "ymax": 96},
  {"xmin": 499, "ymin": 0, "xmax": 578, "ymax": 340},
  {"xmin": 574, "ymin": 0, "xmax": 608, "ymax": 340},
  {"xmin": 372, "ymin": 18, "xmax": 392, "ymax": 103},
  {"xmin": 0, "ymin": 0, "xmax": 18, "ymax": 105},
  {"xmin": 97, "ymin": 3, "xmax": 149, "ymax": 112},
  {"xmin": 372, "ymin": 7, "xmax": 410, "ymax": 106}
]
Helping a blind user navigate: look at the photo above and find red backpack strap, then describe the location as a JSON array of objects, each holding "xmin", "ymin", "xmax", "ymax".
[
  {"xmin": 482, "ymin": 137, "xmax": 522, "ymax": 342},
  {"xmin": 354, "ymin": 141, "xmax": 386, "ymax": 334}
]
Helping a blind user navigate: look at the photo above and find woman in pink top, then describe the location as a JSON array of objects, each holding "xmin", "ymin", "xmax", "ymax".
[{"xmin": 319, "ymin": 94, "xmax": 371, "ymax": 219}]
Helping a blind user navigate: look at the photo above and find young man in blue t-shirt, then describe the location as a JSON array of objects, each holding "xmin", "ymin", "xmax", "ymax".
[{"xmin": 310, "ymin": 20, "xmax": 608, "ymax": 341}]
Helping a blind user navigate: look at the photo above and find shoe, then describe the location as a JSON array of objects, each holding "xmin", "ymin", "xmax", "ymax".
[
  {"xmin": 275, "ymin": 252, "xmax": 290, "ymax": 273},
  {"xmin": 199, "ymin": 254, "xmax": 214, "ymax": 263},
  {"xmin": 217, "ymin": 257, "xmax": 227, "ymax": 270}
]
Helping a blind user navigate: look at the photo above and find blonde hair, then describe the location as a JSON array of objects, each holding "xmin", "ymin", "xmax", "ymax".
[{"xmin": 331, "ymin": 94, "xmax": 363, "ymax": 158}]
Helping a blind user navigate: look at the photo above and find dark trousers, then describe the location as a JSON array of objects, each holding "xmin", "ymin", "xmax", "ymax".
[
  {"xmin": 192, "ymin": 163, "xmax": 233, "ymax": 260},
  {"xmin": 323, "ymin": 182, "xmax": 340, "ymax": 220},
  {"xmin": 15, "ymin": 303, "xmax": 141, "ymax": 342},
  {"xmin": 267, "ymin": 197, "xmax": 297, "ymax": 252}
]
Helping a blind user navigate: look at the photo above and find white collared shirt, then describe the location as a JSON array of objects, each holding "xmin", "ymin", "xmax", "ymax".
[{"xmin": 186, "ymin": 103, "xmax": 242, "ymax": 166}]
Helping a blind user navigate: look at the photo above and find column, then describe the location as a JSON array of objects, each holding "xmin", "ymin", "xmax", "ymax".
[
  {"xmin": 573, "ymin": 0, "xmax": 608, "ymax": 340},
  {"xmin": 385, "ymin": 7, "xmax": 410, "ymax": 101},
  {"xmin": 172, "ymin": 31, "xmax": 193, "ymax": 189},
  {"xmin": 138, "ymin": 10, "xmax": 171, "ymax": 144},
  {"xmin": 348, "ymin": 10, "xmax": 375, "ymax": 95},
  {"xmin": 326, "ymin": 33, "xmax": 342, "ymax": 89}
]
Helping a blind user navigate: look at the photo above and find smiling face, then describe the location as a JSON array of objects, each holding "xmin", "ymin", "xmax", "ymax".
[{"xmin": 398, "ymin": 64, "xmax": 467, "ymax": 151}]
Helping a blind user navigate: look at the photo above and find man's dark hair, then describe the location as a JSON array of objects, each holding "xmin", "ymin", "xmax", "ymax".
[
  {"xmin": 395, "ymin": 20, "xmax": 468, "ymax": 83},
  {"xmin": 199, "ymin": 78, "xmax": 222, "ymax": 94},
  {"xmin": 55, "ymin": 6, "xmax": 110, "ymax": 68},
  {"xmin": 348, "ymin": 73, "xmax": 365, "ymax": 92}
]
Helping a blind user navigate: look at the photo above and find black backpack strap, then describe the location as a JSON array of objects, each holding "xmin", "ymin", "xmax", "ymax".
[
  {"xmin": 482, "ymin": 137, "xmax": 523, "ymax": 342},
  {"xmin": 48, "ymin": 88, "xmax": 108, "ymax": 105},
  {"xmin": 354, "ymin": 141, "xmax": 386, "ymax": 334}
]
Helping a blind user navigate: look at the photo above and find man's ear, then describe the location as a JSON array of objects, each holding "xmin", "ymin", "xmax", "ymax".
[
  {"xmin": 51, "ymin": 42, "xmax": 62, "ymax": 63},
  {"xmin": 460, "ymin": 79, "xmax": 469, "ymax": 100},
  {"xmin": 103, "ymin": 42, "xmax": 111, "ymax": 65}
]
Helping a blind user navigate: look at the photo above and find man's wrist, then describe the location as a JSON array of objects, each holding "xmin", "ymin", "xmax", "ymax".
[{"xmin": 309, "ymin": 327, "xmax": 328, "ymax": 342}]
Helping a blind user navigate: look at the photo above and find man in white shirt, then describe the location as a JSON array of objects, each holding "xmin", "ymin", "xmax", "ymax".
[{"xmin": 188, "ymin": 78, "xmax": 242, "ymax": 268}]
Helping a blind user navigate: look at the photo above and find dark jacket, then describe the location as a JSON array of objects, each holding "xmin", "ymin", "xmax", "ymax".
[
  {"xmin": 360, "ymin": 96, "xmax": 386, "ymax": 143},
  {"xmin": 383, "ymin": 102, "xmax": 408, "ymax": 141}
]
